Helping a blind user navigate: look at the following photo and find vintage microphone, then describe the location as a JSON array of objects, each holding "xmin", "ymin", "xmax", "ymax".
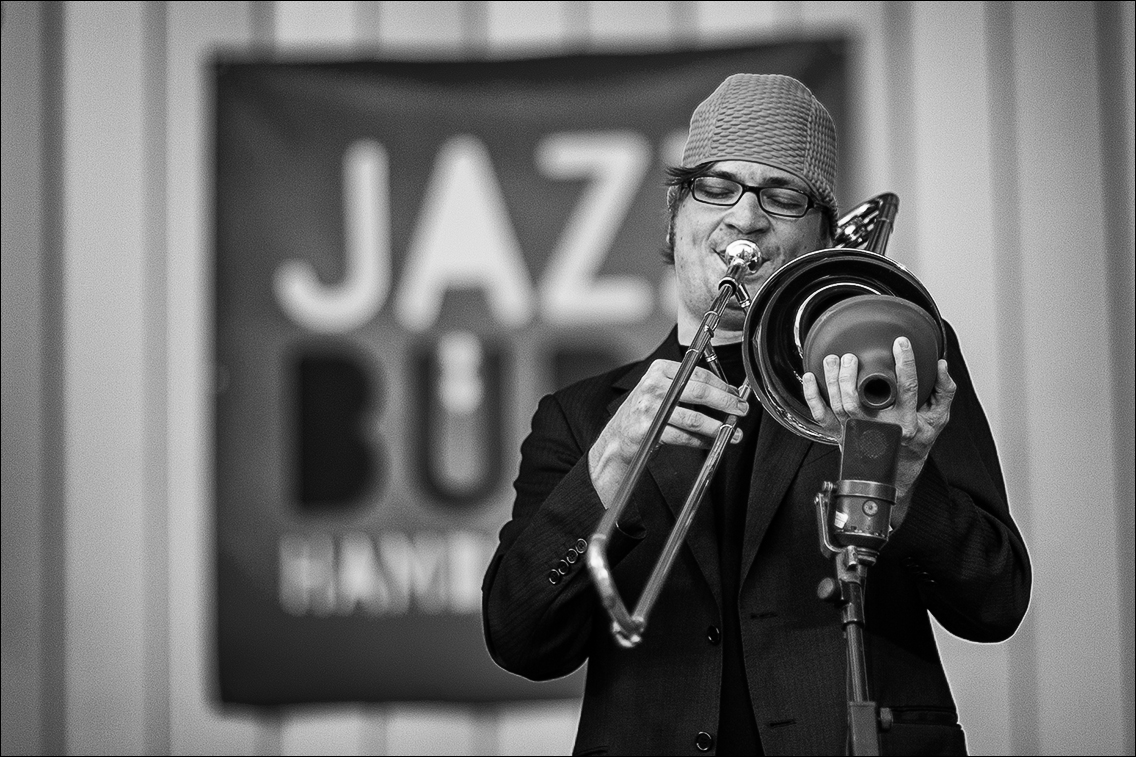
[
  {"xmin": 815, "ymin": 417, "xmax": 903, "ymax": 756},
  {"xmin": 820, "ymin": 417, "xmax": 902, "ymax": 558}
]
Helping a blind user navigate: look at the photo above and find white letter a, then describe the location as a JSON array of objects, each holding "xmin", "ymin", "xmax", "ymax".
[{"xmin": 395, "ymin": 136, "xmax": 534, "ymax": 332}]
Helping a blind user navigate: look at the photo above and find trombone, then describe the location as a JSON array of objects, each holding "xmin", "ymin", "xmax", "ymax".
[{"xmin": 585, "ymin": 193, "xmax": 945, "ymax": 648}]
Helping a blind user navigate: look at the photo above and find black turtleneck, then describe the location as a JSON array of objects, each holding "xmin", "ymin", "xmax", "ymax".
[{"xmin": 703, "ymin": 341, "xmax": 764, "ymax": 756}]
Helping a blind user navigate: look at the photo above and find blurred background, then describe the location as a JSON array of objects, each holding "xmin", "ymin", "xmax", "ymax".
[{"xmin": 2, "ymin": 1, "xmax": 1133, "ymax": 755}]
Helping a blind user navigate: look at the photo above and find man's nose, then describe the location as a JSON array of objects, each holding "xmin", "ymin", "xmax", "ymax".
[{"xmin": 723, "ymin": 190, "xmax": 771, "ymax": 233}]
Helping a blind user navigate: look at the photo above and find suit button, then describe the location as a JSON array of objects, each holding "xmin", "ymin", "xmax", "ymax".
[
  {"xmin": 695, "ymin": 731, "xmax": 714, "ymax": 751},
  {"xmin": 576, "ymin": 538, "xmax": 588, "ymax": 553},
  {"xmin": 565, "ymin": 547, "xmax": 579, "ymax": 564},
  {"xmin": 706, "ymin": 625, "xmax": 721, "ymax": 645},
  {"xmin": 557, "ymin": 559, "xmax": 570, "ymax": 574},
  {"xmin": 547, "ymin": 569, "xmax": 562, "ymax": 585}
]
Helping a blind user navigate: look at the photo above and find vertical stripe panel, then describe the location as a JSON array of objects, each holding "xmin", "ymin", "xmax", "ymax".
[
  {"xmin": 62, "ymin": 1, "xmax": 148, "ymax": 752},
  {"xmin": 386, "ymin": 706, "xmax": 480, "ymax": 756},
  {"xmin": 0, "ymin": 2, "xmax": 48, "ymax": 754},
  {"xmin": 486, "ymin": 1, "xmax": 573, "ymax": 54},
  {"xmin": 1011, "ymin": 3, "xmax": 1123, "ymax": 753},
  {"xmin": 909, "ymin": 1, "xmax": 1001, "ymax": 418},
  {"xmin": 586, "ymin": 1, "xmax": 678, "ymax": 47},
  {"xmin": 984, "ymin": 3, "xmax": 1040, "ymax": 754},
  {"xmin": 497, "ymin": 701, "xmax": 581, "ymax": 756},
  {"xmin": 1118, "ymin": 5, "xmax": 1135, "ymax": 753},
  {"xmin": 1096, "ymin": 2, "xmax": 1136, "ymax": 754},
  {"xmin": 880, "ymin": 2, "xmax": 920, "ymax": 274},
  {"xmin": 375, "ymin": 1, "xmax": 465, "ymax": 55},
  {"xmin": 281, "ymin": 707, "xmax": 367, "ymax": 756},
  {"xmin": 691, "ymin": 1, "xmax": 782, "ymax": 39},
  {"xmin": 822, "ymin": 1, "xmax": 892, "ymax": 215},
  {"xmin": 909, "ymin": 4, "xmax": 1011, "ymax": 755},
  {"xmin": 355, "ymin": 1, "xmax": 384, "ymax": 48},
  {"xmin": 142, "ymin": 3, "xmax": 171, "ymax": 754},
  {"xmin": 274, "ymin": 0, "xmax": 357, "ymax": 46},
  {"xmin": 39, "ymin": 3, "xmax": 69, "ymax": 753},
  {"xmin": 166, "ymin": 2, "xmax": 262, "ymax": 754},
  {"xmin": 795, "ymin": 2, "xmax": 895, "ymax": 245}
]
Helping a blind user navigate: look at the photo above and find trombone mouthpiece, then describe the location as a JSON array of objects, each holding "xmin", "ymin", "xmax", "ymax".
[{"xmin": 724, "ymin": 240, "xmax": 762, "ymax": 272}]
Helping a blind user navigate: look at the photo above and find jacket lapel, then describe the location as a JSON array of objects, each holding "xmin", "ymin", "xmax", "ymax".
[
  {"xmin": 645, "ymin": 445, "xmax": 722, "ymax": 608},
  {"xmin": 607, "ymin": 329, "xmax": 722, "ymax": 609},
  {"xmin": 739, "ymin": 413, "xmax": 813, "ymax": 587}
]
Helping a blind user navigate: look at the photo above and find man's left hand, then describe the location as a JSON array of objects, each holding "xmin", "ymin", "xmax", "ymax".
[{"xmin": 801, "ymin": 336, "xmax": 957, "ymax": 528}]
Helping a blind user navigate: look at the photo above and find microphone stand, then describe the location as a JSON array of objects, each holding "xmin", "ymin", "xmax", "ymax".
[{"xmin": 814, "ymin": 418, "xmax": 901, "ymax": 756}]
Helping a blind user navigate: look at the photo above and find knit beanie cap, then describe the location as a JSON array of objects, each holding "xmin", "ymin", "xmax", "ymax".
[{"xmin": 682, "ymin": 73, "xmax": 838, "ymax": 214}]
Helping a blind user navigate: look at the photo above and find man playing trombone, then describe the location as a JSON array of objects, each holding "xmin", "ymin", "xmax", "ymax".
[{"xmin": 482, "ymin": 73, "xmax": 1030, "ymax": 756}]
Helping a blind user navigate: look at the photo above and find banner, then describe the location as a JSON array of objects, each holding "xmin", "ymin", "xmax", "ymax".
[{"xmin": 215, "ymin": 40, "xmax": 847, "ymax": 704}]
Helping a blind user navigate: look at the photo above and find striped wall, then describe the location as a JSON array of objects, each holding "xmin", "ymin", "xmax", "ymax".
[{"xmin": 2, "ymin": 1, "xmax": 1133, "ymax": 755}]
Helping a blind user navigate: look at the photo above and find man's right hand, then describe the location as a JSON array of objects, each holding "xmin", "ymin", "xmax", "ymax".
[{"xmin": 587, "ymin": 359, "xmax": 750, "ymax": 509}]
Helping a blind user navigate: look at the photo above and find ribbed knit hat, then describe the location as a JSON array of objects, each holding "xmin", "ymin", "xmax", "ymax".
[{"xmin": 682, "ymin": 73, "xmax": 838, "ymax": 214}]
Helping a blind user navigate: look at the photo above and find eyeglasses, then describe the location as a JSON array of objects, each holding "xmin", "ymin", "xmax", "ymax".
[{"xmin": 689, "ymin": 176, "xmax": 818, "ymax": 218}]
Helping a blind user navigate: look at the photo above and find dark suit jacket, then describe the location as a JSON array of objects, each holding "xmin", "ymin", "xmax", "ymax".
[{"xmin": 483, "ymin": 325, "xmax": 1030, "ymax": 756}]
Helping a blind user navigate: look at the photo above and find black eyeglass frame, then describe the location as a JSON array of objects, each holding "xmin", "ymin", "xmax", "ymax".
[{"xmin": 687, "ymin": 175, "xmax": 820, "ymax": 219}]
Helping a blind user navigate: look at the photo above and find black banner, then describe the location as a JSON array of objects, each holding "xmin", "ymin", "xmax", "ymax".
[{"xmin": 215, "ymin": 40, "xmax": 846, "ymax": 704}]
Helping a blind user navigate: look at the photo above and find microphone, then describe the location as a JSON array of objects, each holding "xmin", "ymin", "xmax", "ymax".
[
  {"xmin": 828, "ymin": 417, "xmax": 902, "ymax": 558},
  {"xmin": 815, "ymin": 417, "xmax": 901, "ymax": 756}
]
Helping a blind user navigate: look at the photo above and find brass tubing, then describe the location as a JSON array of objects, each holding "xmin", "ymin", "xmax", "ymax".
[
  {"xmin": 634, "ymin": 380, "xmax": 750, "ymax": 632},
  {"xmin": 586, "ymin": 246, "xmax": 759, "ymax": 648}
]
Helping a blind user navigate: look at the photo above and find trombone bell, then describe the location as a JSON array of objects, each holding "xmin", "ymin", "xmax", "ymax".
[{"xmin": 742, "ymin": 245, "xmax": 946, "ymax": 445}]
